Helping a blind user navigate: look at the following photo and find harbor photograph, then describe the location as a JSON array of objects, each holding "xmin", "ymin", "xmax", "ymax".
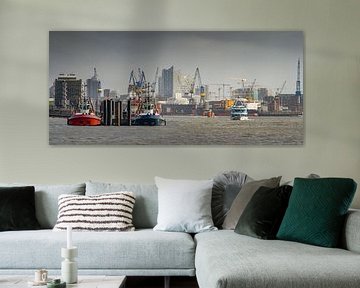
[{"xmin": 49, "ymin": 31, "xmax": 304, "ymax": 145}]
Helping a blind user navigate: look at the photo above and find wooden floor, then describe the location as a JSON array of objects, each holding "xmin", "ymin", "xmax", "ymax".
[{"xmin": 126, "ymin": 276, "xmax": 199, "ymax": 288}]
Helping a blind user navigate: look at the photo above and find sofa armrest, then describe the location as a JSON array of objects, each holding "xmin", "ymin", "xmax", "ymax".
[{"xmin": 342, "ymin": 209, "xmax": 360, "ymax": 253}]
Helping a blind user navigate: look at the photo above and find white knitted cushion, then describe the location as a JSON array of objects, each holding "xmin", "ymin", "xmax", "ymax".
[{"xmin": 53, "ymin": 192, "xmax": 135, "ymax": 231}]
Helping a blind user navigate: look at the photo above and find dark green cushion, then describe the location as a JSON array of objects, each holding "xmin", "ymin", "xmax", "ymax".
[
  {"xmin": 234, "ymin": 185, "xmax": 292, "ymax": 239},
  {"xmin": 0, "ymin": 186, "xmax": 41, "ymax": 231},
  {"xmin": 277, "ymin": 178, "xmax": 357, "ymax": 247}
]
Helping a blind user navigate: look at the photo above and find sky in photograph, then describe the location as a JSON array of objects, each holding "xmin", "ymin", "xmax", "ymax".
[{"xmin": 49, "ymin": 31, "xmax": 303, "ymax": 95}]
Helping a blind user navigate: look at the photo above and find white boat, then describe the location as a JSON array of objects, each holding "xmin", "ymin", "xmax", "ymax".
[{"xmin": 230, "ymin": 102, "xmax": 249, "ymax": 121}]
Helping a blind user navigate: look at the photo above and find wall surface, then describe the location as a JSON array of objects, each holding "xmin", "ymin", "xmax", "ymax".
[{"xmin": 0, "ymin": 0, "xmax": 359, "ymax": 207}]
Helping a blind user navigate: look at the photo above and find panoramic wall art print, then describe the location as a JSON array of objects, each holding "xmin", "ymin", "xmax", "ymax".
[{"xmin": 49, "ymin": 31, "xmax": 304, "ymax": 145}]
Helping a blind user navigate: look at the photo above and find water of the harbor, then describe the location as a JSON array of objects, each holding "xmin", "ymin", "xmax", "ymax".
[{"xmin": 49, "ymin": 116, "xmax": 304, "ymax": 145}]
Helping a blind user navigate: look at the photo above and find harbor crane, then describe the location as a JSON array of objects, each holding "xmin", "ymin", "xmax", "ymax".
[
  {"xmin": 276, "ymin": 80, "xmax": 286, "ymax": 96},
  {"xmin": 250, "ymin": 79, "xmax": 256, "ymax": 92},
  {"xmin": 248, "ymin": 78, "xmax": 256, "ymax": 100},
  {"xmin": 236, "ymin": 78, "xmax": 247, "ymax": 91},
  {"xmin": 272, "ymin": 80, "xmax": 287, "ymax": 112},
  {"xmin": 189, "ymin": 67, "xmax": 206, "ymax": 106},
  {"xmin": 151, "ymin": 67, "xmax": 159, "ymax": 97},
  {"xmin": 128, "ymin": 68, "xmax": 147, "ymax": 95},
  {"xmin": 208, "ymin": 83, "xmax": 231, "ymax": 100}
]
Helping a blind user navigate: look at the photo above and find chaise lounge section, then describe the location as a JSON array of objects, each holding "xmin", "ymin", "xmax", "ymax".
[{"xmin": 195, "ymin": 219, "xmax": 360, "ymax": 288}]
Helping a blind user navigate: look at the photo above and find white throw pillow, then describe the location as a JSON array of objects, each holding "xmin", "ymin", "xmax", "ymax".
[
  {"xmin": 153, "ymin": 177, "xmax": 217, "ymax": 233},
  {"xmin": 53, "ymin": 192, "xmax": 136, "ymax": 232}
]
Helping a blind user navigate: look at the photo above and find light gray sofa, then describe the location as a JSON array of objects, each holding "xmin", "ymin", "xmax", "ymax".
[
  {"xmin": 1, "ymin": 181, "xmax": 360, "ymax": 288},
  {"xmin": 195, "ymin": 212, "xmax": 360, "ymax": 288},
  {"xmin": 0, "ymin": 181, "xmax": 195, "ymax": 282}
]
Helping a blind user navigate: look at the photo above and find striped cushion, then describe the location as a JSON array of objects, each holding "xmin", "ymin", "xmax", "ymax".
[{"xmin": 53, "ymin": 192, "xmax": 136, "ymax": 232}]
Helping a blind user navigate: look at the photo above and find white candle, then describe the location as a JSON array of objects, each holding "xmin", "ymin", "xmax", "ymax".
[{"xmin": 67, "ymin": 225, "xmax": 72, "ymax": 249}]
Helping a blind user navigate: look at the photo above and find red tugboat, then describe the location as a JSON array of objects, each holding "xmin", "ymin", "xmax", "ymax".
[{"xmin": 67, "ymin": 98, "xmax": 101, "ymax": 126}]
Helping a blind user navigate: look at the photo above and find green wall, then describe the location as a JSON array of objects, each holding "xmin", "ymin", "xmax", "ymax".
[{"xmin": 0, "ymin": 0, "xmax": 359, "ymax": 207}]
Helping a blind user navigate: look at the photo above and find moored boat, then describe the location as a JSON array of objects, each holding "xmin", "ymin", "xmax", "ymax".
[
  {"xmin": 67, "ymin": 99, "xmax": 101, "ymax": 126},
  {"xmin": 131, "ymin": 98, "xmax": 166, "ymax": 126},
  {"xmin": 131, "ymin": 113, "xmax": 166, "ymax": 126},
  {"xmin": 67, "ymin": 113, "xmax": 101, "ymax": 126},
  {"xmin": 128, "ymin": 69, "xmax": 166, "ymax": 126}
]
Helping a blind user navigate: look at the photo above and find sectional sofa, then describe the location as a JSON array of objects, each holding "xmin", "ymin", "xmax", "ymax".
[{"xmin": 0, "ymin": 175, "xmax": 359, "ymax": 288}]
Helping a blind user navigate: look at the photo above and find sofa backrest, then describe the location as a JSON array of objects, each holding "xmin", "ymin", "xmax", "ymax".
[
  {"xmin": 0, "ymin": 182, "xmax": 86, "ymax": 229},
  {"xmin": 86, "ymin": 181, "xmax": 158, "ymax": 229}
]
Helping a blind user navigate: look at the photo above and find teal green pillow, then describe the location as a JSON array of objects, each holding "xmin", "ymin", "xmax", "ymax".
[{"xmin": 276, "ymin": 178, "xmax": 357, "ymax": 247}]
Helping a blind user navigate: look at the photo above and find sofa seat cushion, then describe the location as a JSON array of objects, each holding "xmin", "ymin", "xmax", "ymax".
[
  {"xmin": 0, "ymin": 229, "xmax": 195, "ymax": 271},
  {"xmin": 195, "ymin": 230, "xmax": 360, "ymax": 288}
]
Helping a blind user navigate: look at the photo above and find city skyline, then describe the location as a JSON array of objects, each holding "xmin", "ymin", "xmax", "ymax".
[{"xmin": 49, "ymin": 31, "xmax": 303, "ymax": 95}]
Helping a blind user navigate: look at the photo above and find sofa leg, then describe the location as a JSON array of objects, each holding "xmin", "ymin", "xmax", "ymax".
[{"xmin": 164, "ymin": 276, "xmax": 170, "ymax": 288}]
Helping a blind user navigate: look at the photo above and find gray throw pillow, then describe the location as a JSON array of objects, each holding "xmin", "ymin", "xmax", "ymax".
[
  {"xmin": 153, "ymin": 177, "xmax": 217, "ymax": 233},
  {"xmin": 212, "ymin": 171, "xmax": 251, "ymax": 228},
  {"xmin": 234, "ymin": 185, "xmax": 293, "ymax": 239},
  {"xmin": 222, "ymin": 176, "xmax": 281, "ymax": 230}
]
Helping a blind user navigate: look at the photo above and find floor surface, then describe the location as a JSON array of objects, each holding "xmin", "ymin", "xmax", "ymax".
[{"xmin": 126, "ymin": 276, "xmax": 199, "ymax": 288}]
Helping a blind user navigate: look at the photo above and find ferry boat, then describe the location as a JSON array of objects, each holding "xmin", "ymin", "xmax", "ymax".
[
  {"xmin": 230, "ymin": 101, "xmax": 249, "ymax": 121},
  {"xmin": 67, "ymin": 98, "xmax": 101, "ymax": 126}
]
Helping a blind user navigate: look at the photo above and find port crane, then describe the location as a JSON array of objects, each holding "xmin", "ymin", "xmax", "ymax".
[
  {"xmin": 208, "ymin": 83, "xmax": 231, "ymax": 100},
  {"xmin": 189, "ymin": 67, "xmax": 206, "ymax": 106},
  {"xmin": 276, "ymin": 80, "xmax": 286, "ymax": 96},
  {"xmin": 128, "ymin": 68, "xmax": 147, "ymax": 95},
  {"xmin": 151, "ymin": 67, "xmax": 159, "ymax": 97},
  {"xmin": 248, "ymin": 78, "xmax": 256, "ymax": 100}
]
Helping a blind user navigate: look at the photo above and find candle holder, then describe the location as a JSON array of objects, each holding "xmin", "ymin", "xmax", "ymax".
[{"xmin": 61, "ymin": 247, "xmax": 78, "ymax": 284}]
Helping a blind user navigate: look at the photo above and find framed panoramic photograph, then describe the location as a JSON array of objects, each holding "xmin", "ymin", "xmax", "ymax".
[{"xmin": 49, "ymin": 31, "xmax": 304, "ymax": 145}]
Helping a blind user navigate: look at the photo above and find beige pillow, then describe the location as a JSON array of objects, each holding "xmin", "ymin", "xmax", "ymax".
[{"xmin": 222, "ymin": 176, "xmax": 281, "ymax": 230}]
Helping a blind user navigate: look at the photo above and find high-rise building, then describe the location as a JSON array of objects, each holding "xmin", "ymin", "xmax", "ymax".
[
  {"xmin": 86, "ymin": 68, "xmax": 102, "ymax": 112},
  {"xmin": 87, "ymin": 68, "xmax": 101, "ymax": 100},
  {"xmin": 103, "ymin": 89, "xmax": 110, "ymax": 98},
  {"xmin": 159, "ymin": 66, "xmax": 174, "ymax": 99},
  {"xmin": 54, "ymin": 73, "xmax": 82, "ymax": 108},
  {"xmin": 110, "ymin": 90, "xmax": 119, "ymax": 98},
  {"xmin": 279, "ymin": 94, "xmax": 303, "ymax": 112},
  {"xmin": 233, "ymin": 87, "xmax": 253, "ymax": 99},
  {"xmin": 257, "ymin": 88, "xmax": 268, "ymax": 101},
  {"xmin": 49, "ymin": 84, "xmax": 55, "ymax": 99}
]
